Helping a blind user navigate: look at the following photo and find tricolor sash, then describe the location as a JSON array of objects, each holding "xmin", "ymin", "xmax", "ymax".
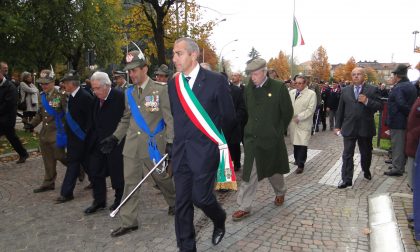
[
  {"xmin": 126, "ymin": 86, "xmax": 165, "ymax": 164},
  {"xmin": 175, "ymin": 73, "xmax": 237, "ymax": 190},
  {"xmin": 65, "ymin": 111, "xmax": 86, "ymax": 141},
  {"xmin": 41, "ymin": 93, "xmax": 67, "ymax": 148}
]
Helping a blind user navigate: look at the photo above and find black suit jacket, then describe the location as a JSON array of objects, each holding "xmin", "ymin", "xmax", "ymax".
[
  {"xmin": 226, "ymin": 84, "xmax": 247, "ymax": 144},
  {"xmin": 335, "ymin": 83, "xmax": 382, "ymax": 137},
  {"xmin": 168, "ymin": 67, "xmax": 236, "ymax": 172},
  {"xmin": 86, "ymin": 88, "xmax": 125, "ymax": 153},
  {"xmin": 0, "ymin": 77, "xmax": 18, "ymax": 129},
  {"xmin": 66, "ymin": 87, "xmax": 94, "ymax": 160}
]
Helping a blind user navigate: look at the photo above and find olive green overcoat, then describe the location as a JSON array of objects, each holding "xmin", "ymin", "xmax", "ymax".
[{"xmin": 242, "ymin": 78, "xmax": 293, "ymax": 182}]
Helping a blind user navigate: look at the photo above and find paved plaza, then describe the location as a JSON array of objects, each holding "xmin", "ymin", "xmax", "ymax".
[{"xmin": 0, "ymin": 129, "xmax": 418, "ymax": 251}]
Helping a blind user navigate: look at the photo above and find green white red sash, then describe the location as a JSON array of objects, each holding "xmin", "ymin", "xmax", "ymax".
[{"xmin": 175, "ymin": 73, "xmax": 237, "ymax": 190}]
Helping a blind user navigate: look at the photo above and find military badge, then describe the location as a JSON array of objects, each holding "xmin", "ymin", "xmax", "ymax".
[
  {"xmin": 268, "ymin": 93, "xmax": 272, "ymax": 97},
  {"xmin": 144, "ymin": 91, "xmax": 160, "ymax": 112},
  {"xmin": 126, "ymin": 53, "xmax": 134, "ymax": 63}
]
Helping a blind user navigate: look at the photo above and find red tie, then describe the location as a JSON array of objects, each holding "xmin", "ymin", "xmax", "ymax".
[{"xmin": 99, "ymin": 99, "xmax": 104, "ymax": 108}]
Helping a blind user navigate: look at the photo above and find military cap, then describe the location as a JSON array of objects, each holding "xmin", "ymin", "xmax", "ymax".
[
  {"xmin": 154, "ymin": 64, "xmax": 170, "ymax": 76},
  {"xmin": 245, "ymin": 58, "xmax": 267, "ymax": 73},
  {"xmin": 60, "ymin": 70, "xmax": 80, "ymax": 82},
  {"xmin": 391, "ymin": 64, "xmax": 409, "ymax": 77},
  {"xmin": 123, "ymin": 50, "xmax": 147, "ymax": 71},
  {"xmin": 113, "ymin": 70, "xmax": 126, "ymax": 77},
  {"xmin": 37, "ymin": 69, "xmax": 55, "ymax": 84}
]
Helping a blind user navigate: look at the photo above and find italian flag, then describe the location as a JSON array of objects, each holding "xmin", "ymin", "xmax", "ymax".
[
  {"xmin": 175, "ymin": 73, "xmax": 237, "ymax": 190},
  {"xmin": 293, "ymin": 16, "xmax": 305, "ymax": 47}
]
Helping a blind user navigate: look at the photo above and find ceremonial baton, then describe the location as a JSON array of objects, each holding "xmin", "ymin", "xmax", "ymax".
[{"xmin": 110, "ymin": 153, "xmax": 168, "ymax": 218}]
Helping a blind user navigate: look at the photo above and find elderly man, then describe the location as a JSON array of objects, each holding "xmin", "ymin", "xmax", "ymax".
[
  {"xmin": 113, "ymin": 70, "xmax": 130, "ymax": 91},
  {"xmin": 100, "ymin": 50, "xmax": 176, "ymax": 237},
  {"xmin": 154, "ymin": 64, "xmax": 170, "ymax": 84},
  {"xmin": 27, "ymin": 70, "xmax": 67, "ymax": 193},
  {"xmin": 56, "ymin": 71, "xmax": 94, "ymax": 203},
  {"xmin": 288, "ymin": 75, "xmax": 317, "ymax": 174},
  {"xmin": 0, "ymin": 64, "xmax": 29, "ymax": 163},
  {"xmin": 232, "ymin": 58, "xmax": 293, "ymax": 221},
  {"xmin": 231, "ymin": 72, "xmax": 245, "ymax": 90},
  {"xmin": 384, "ymin": 64, "xmax": 417, "ymax": 177},
  {"xmin": 168, "ymin": 37, "xmax": 236, "ymax": 250},
  {"xmin": 84, "ymin": 71, "xmax": 125, "ymax": 214},
  {"xmin": 335, "ymin": 67, "xmax": 383, "ymax": 188}
]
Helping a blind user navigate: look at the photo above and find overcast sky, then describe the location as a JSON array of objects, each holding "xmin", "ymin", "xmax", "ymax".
[{"xmin": 196, "ymin": 0, "xmax": 420, "ymax": 72}]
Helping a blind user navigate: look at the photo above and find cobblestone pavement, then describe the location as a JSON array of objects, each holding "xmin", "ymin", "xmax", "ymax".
[{"xmin": 0, "ymin": 129, "xmax": 418, "ymax": 251}]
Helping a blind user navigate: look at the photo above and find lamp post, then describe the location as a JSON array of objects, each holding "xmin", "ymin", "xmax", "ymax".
[
  {"xmin": 203, "ymin": 18, "xmax": 227, "ymax": 63},
  {"xmin": 413, "ymin": 30, "xmax": 419, "ymax": 53},
  {"xmin": 218, "ymin": 39, "xmax": 238, "ymax": 72}
]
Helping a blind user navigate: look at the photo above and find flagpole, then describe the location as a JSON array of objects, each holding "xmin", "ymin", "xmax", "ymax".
[{"xmin": 291, "ymin": 0, "xmax": 296, "ymax": 79}]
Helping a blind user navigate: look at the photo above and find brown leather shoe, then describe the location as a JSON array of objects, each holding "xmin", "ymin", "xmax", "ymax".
[
  {"xmin": 295, "ymin": 167, "xmax": 304, "ymax": 174},
  {"xmin": 274, "ymin": 195, "xmax": 285, "ymax": 206},
  {"xmin": 232, "ymin": 210, "xmax": 250, "ymax": 221}
]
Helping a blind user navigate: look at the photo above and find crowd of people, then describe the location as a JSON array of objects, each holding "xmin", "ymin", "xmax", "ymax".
[{"xmin": 1, "ymin": 37, "xmax": 420, "ymax": 251}]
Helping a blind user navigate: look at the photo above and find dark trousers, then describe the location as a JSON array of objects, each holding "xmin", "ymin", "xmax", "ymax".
[
  {"xmin": 174, "ymin": 157, "xmax": 226, "ymax": 252},
  {"xmin": 319, "ymin": 108, "xmax": 327, "ymax": 130},
  {"xmin": 0, "ymin": 127, "xmax": 28, "ymax": 157},
  {"xmin": 61, "ymin": 160, "xmax": 84, "ymax": 197},
  {"xmin": 228, "ymin": 142, "xmax": 241, "ymax": 171},
  {"xmin": 341, "ymin": 136, "xmax": 373, "ymax": 183},
  {"xmin": 88, "ymin": 148, "xmax": 124, "ymax": 204},
  {"xmin": 293, "ymin": 145, "xmax": 307, "ymax": 168}
]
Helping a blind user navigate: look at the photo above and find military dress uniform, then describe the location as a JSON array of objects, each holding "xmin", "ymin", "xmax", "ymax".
[{"xmin": 31, "ymin": 88, "xmax": 67, "ymax": 191}]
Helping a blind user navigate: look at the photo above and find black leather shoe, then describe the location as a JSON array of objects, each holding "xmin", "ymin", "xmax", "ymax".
[
  {"xmin": 109, "ymin": 202, "xmax": 120, "ymax": 211},
  {"xmin": 55, "ymin": 195, "xmax": 74, "ymax": 204},
  {"xmin": 212, "ymin": 226, "xmax": 225, "ymax": 245},
  {"xmin": 84, "ymin": 202, "xmax": 106, "ymax": 215},
  {"xmin": 384, "ymin": 171, "xmax": 403, "ymax": 177},
  {"xmin": 110, "ymin": 226, "xmax": 138, "ymax": 237},
  {"xmin": 33, "ymin": 185, "xmax": 54, "ymax": 193},
  {"xmin": 337, "ymin": 181, "xmax": 352, "ymax": 189},
  {"xmin": 16, "ymin": 154, "xmax": 29, "ymax": 164},
  {"xmin": 168, "ymin": 206, "xmax": 175, "ymax": 216},
  {"xmin": 364, "ymin": 171, "xmax": 372, "ymax": 180}
]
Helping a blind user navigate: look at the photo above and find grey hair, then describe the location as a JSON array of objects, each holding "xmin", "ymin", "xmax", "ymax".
[
  {"xmin": 175, "ymin": 37, "xmax": 200, "ymax": 55},
  {"xmin": 91, "ymin": 71, "xmax": 111, "ymax": 86},
  {"xmin": 20, "ymin": 71, "xmax": 31, "ymax": 81}
]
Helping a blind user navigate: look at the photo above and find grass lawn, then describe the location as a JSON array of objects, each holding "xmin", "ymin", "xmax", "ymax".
[
  {"xmin": 0, "ymin": 130, "xmax": 39, "ymax": 155},
  {"xmin": 374, "ymin": 112, "xmax": 391, "ymax": 150}
]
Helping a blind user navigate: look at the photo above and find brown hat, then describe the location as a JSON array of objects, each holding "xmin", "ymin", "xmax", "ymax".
[
  {"xmin": 245, "ymin": 58, "xmax": 267, "ymax": 73},
  {"xmin": 392, "ymin": 64, "xmax": 409, "ymax": 77},
  {"xmin": 60, "ymin": 70, "xmax": 80, "ymax": 82},
  {"xmin": 36, "ymin": 69, "xmax": 55, "ymax": 84},
  {"xmin": 154, "ymin": 64, "xmax": 170, "ymax": 76},
  {"xmin": 123, "ymin": 50, "xmax": 147, "ymax": 71}
]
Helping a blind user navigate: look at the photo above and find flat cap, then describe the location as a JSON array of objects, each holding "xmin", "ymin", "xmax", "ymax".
[
  {"xmin": 36, "ymin": 69, "xmax": 55, "ymax": 84},
  {"xmin": 391, "ymin": 64, "xmax": 409, "ymax": 76},
  {"xmin": 60, "ymin": 70, "xmax": 80, "ymax": 82},
  {"xmin": 245, "ymin": 58, "xmax": 267, "ymax": 73},
  {"xmin": 154, "ymin": 64, "xmax": 170, "ymax": 76},
  {"xmin": 123, "ymin": 50, "xmax": 147, "ymax": 71}
]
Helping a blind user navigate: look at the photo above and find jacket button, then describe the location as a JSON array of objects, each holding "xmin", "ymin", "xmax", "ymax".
[
  {"xmin": 137, "ymin": 131, "xmax": 141, "ymax": 135},
  {"xmin": 46, "ymin": 123, "xmax": 48, "ymax": 126}
]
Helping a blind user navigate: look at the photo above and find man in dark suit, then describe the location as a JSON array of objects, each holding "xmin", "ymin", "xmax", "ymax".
[
  {"xmin": 168, "ymin": 37, "xmax": 236, "ymax": 251},
  {"xmin": 335, "ymin": 67, "xmax": 382, "ymax": 188},
  {"xmin": 56, "ymin": 71, "xmax": 94, "ymax": 203},
  {"xmin": 83, "ymin": 71, "xmax": 125, "ymax": 214},
  {"xmin": 0, "ymin": 65, "xmax": 29, "ymax": 164}
]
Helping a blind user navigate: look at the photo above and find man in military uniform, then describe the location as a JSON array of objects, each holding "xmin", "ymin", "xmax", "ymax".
[
  {"xmin": 100, "ymin": 50, "xmax": 175, "ymax": 237},
  {"xmin": 26, "ymin": 70, "xmax": 67, "ymax": 193},
  {"xmin": 154, "ymin": 64, "xmax": 170, "ymax": 84},
  {"xmin": 113, "ymin": 70, "xmax": 131, "ymax": 91}
]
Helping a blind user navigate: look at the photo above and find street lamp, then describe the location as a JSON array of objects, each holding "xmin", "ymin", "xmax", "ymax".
[
  {"xmin": 218, "ymin": 39, "xmax": 238, "ymax": 71},
  {"xmin": 413, "ymin": 30, "xmax": 419, "ymax": 53}
]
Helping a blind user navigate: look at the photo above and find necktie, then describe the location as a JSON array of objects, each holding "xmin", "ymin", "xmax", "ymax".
[
  {"xmin": 185, "ymin": 76, "xmax": 191, "ymax": 83},
  {"xmin": 355, "ymin": 86, "xmax": 361, "ymax": 99},
  {"xmin": 295, "ymin": 91, "xmax": 300, "ymax": 100},
  {"xmin": 99, "ymin": 99, "xmax": 104, "ymax": 108}
]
